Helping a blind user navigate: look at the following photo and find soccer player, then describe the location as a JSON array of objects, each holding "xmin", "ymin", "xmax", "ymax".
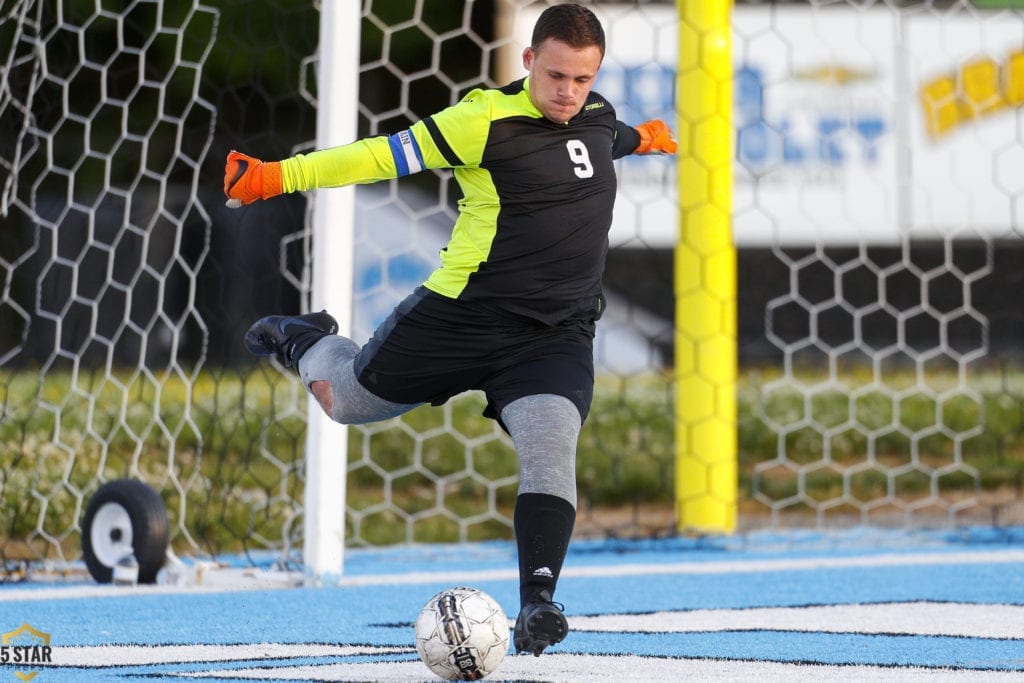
[{"xmin": 224, "ymin": 3, "xmax": 677, "ymax": 656}]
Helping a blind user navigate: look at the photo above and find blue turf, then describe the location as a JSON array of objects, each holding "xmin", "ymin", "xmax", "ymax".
[{"xmin": 2, "ymin": 526, "xmax": 1022, "ymax": 680}]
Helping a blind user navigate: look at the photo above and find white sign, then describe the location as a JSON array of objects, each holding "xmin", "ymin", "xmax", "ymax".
[{"xmin": 508, "ymin": 5, "xmax": 1024, "ymax": 246}]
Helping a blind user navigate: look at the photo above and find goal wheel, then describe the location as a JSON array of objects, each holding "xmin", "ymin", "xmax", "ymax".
[{"xmin": 81, "ymin": 479, "xmax": 169, "ymax": 584}]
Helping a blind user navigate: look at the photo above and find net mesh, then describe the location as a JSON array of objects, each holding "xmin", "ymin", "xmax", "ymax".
[{"xmin": 1, "ymin": 0, "xmax": 1022, "ymax": 582}]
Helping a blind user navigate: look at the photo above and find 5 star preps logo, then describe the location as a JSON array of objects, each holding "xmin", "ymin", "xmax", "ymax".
[{"xmin": 1, "ymin": 624, "xmax": 52, "ymax": 682}]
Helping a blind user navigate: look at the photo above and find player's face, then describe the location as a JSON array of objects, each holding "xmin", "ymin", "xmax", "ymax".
[{"xmin": 523, "ymin": 38, "xmax": 603, "ymax": 124}]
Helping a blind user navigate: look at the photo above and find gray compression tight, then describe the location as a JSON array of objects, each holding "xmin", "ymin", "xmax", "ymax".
[
  {"xmin": 298, "ymin": 336, "xmax": 417, "ymax": 424},
  {"xmin": 297, "ymin": 336, "xmax": 580, "ymax": 508},
  {"xmin": 501, "ymin": 394, "xmax": 580, "ymax": 509}
]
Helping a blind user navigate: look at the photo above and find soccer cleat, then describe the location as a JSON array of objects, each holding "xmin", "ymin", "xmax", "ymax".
[
  {"xmin": 244, "ymin": 310, "xmax": 338, "ymax": 368},
  {"xmin": 513, "ymin": 590, "xmax": 568, "ymax": 656}
]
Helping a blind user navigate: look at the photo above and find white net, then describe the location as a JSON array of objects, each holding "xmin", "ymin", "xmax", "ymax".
[
  {"xmin": 0, "ymin": 0, "xmax": 677, "ymax": 579},
  {"xmin": 344, "ymin": 1, "xmax": 679, "ymax": 545},
  {"xmin": 734, "ymin": 1, "xmax": 1024, "ymax": 528},
  {"xmin": 0, "ymin": 0, "xmax": 319, "ymax": 574},
  {"xmin": 2, "ymin": 0, "xmax": 1023, "ymax": 581}
]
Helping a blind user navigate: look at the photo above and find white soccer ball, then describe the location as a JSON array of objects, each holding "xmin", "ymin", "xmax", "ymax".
[{"xmin": 414, "ymin": 586, "xmax": 510, "ymax": 680}]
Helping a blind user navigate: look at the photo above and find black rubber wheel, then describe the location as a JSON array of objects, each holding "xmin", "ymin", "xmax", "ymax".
[{"xmin": 81, "ymin": 479, "xmax": 169, "ymax": 584}]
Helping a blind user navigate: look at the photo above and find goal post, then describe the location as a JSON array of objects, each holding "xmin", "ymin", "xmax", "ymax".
[
  {"xmin": 675, "ymin": 0, "xmax": 738, "ymax": 534},
  {"xmin": 303, "ymin": 0, "xmax": 360, "ymax": 584}
]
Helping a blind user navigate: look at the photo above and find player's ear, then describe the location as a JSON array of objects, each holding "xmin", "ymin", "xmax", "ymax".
[{"xmin": 522, "ymin": 46, "xmax": 534, "ymax": 70}]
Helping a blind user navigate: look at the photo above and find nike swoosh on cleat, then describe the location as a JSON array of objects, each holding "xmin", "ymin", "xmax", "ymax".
[{"xmin": 278, "ymin": 318, "xmax": 323, "ymax": 333}]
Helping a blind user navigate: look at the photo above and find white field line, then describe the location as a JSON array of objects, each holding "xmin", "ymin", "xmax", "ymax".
[
  {"xmin": 37, "ymin": 643, "xmax": 408, "ymax": 667},
  {"xmin": 572, "ymin": 601, "xmax": 1024, "ymax": 640},
  {"xmin": 17, "ymin": 646, "xmax": 1024, "ymax": 680},
  {"xmin": 2, "ymin": 549, "xmax": 1023, "ymax": 602},
  {"xmin": 170, "ymin": 653, "xmax": 1024, "ymax": 681}
]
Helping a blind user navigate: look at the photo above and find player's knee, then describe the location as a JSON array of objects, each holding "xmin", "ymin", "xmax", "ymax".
[{"xmin": 310, "ymin": 380, "xmax": 334, "ymax": 415}]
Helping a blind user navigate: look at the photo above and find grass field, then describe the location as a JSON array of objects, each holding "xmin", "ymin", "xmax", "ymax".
[{"xmin": 2, "ymin": 364, "xmax": 1023, "ymax": 564}]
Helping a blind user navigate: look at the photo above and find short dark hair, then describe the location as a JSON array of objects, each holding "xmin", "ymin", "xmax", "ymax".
[{"xmin": 531, "ymin": 3, "xmax": 606, "ymax": 57}]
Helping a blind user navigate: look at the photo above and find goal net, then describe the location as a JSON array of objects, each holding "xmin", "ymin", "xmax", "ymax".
[
  {"xmin": 732, "ymin": 1, "xmax": 1024, "ymax": 530},
  {"xmin": 1, "ymin": 0, "xmax": 1022, "ymax": 582}
]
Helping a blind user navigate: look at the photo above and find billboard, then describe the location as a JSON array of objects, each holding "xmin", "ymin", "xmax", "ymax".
[{"xmin": 508, "ymin": 5, "xmax": 1024, "ymax": 246}]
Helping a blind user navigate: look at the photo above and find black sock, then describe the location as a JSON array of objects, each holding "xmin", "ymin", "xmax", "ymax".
[
  {"xmin": 285, "ymin": 329, "xmax": 327, "ymax": 367},
  {"xmin": 514, "ymin": 492, "xmax": 576, "ymax": 607}
]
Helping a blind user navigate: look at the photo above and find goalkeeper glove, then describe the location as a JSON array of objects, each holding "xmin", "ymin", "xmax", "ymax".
[
  {"xmin": 223, "ymin": 150, "xmax": 283, "ymax": 207},
  {"xmin": 633, "ymin": 119, "xmax": 678, "ymax": 155}
]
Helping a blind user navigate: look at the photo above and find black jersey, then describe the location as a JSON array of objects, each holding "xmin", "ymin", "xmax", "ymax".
[{"xmin": 281, "ymin": 77, "xmax": 640, "ymax": 325}]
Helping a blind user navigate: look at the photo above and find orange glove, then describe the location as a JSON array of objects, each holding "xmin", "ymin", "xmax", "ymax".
[
  {"xmin": 634, "ymin": 119, "xmax": 678, "ymax": 155},
  {"xmin": 223, "ymin": 150, "xmax": 283, "ymax": 207}
]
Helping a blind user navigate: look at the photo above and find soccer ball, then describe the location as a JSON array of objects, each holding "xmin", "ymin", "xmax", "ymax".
[{"xmin": 414, "ymin": 586, "xmax": 510, "ymax": 680}]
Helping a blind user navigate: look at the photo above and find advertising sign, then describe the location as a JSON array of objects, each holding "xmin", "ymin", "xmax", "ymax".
[{"xmin": 508, "ymin": 5, "xmax": 1024, "ymax": 246}]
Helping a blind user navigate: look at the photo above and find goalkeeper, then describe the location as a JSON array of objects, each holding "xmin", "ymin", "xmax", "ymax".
[{"xmin": 224, "ymin": 2, "xmax": 676, "ymax": 657}]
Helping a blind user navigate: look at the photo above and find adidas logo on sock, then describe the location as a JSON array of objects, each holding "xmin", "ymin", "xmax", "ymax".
[{"xmin": 532, "ymin": 566, "xmax": 554, "ymax": 578}]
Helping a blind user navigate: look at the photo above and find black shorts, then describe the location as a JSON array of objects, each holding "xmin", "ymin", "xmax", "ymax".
[{"xmin": 352, "ymin": 287, "xmax": 596, "ymax": 424}]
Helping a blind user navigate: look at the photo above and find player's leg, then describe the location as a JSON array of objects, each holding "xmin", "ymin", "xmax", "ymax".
[
  {"xmin": 298, "ymin": 335, "xmax": 418, "ymax": 423},
  {"xmin": 245, "ymin": 288, "xmax": 488, "ymax": 423},
  {"xmin": 244, "ymin": 310, "xmax": 418, "ymax": 423},
  {"xmin": 501, "ymin": 393, "xmax": 581, "ymax": 656},
  {"xmin": 244, "ymin": 310, "xmax": 339, "ymax": 368}
]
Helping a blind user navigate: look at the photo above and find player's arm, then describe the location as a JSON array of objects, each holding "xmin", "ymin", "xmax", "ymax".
[
  {"xmin": 611, "ymin": 119, "xmax": 678, "ymax": 160},
  {"xmin": 224, "ymin": 94, "xmax": 489, "ymax": 207},
  {"xmin": 223, "ymin": 137, "xmax": 400, "ymax": 207}
]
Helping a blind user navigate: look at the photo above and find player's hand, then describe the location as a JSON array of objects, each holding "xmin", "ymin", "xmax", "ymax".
[
  {"xmin": 223, "ymin": 150, "xmax": 283, "ymax": 207},
  {"xmin": 633, "ymin": 119, "xmax": 678, "ymax": 155}
]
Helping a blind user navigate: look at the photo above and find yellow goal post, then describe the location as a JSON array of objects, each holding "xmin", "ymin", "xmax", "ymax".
[{"xmin": 675, "ymin": 0, "xmax": 737, "ymax": 534}]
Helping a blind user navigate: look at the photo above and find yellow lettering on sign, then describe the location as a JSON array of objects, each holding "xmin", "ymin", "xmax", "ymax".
[
  {"xmin": 920, "ymin": 48, "xmax": 1024, "ymax": 137},
  {"xmin": 959, "ymin": 57, "xmax": 1004, "ymax": 116},
  {"xmin": 920, "ymin": 75, "xmax": 958, "ymax": 137},
  {"xmin": 1005, "ymin": 50, "xmax": 1024, "ymax": 106}
]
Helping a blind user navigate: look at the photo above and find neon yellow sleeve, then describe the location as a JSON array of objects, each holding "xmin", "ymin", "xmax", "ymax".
[
  {"xmin": 407, "ymin": 90, "xmax": 493, "ymax": 168},
  {"xmin": 278, "ymin": 137, "xmax": 398, "ymax": 193},
  {"xmin": 278, "ymin": 89, "xmax": 499, "ymax": 193}
]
